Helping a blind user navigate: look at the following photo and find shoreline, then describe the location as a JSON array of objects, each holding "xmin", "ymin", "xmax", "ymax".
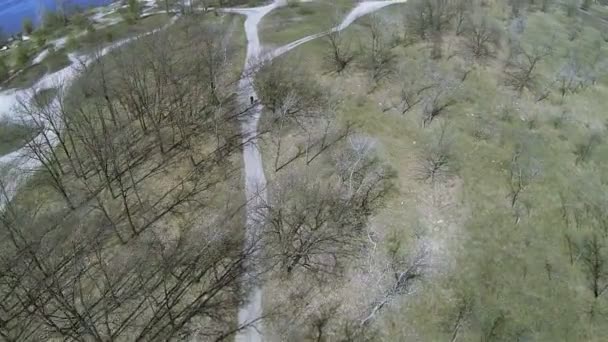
[{"xmin": 0, "ymin": 0, "xmax": 120, "ymax": 37}]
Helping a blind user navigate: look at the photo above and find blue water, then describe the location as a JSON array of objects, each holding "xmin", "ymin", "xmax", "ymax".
[{"xmin": 0, "ymin": 0, "xmax": 113, "ymax": 36}]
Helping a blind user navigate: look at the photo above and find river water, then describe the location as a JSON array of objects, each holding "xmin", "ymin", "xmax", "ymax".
[{"xmin": 0, "ymin": 0, "xmax": 114, "ymax": 36}]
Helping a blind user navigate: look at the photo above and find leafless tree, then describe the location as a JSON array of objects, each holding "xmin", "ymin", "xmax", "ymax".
[
  {"xmin": 540, "ymin": 0, "xmax": 553, "ymax": 12},
  {"xmin": 255, "ymin": 59, "xmax": 350, "ymax": 172},
  {"xmin": 421, "ymin": 68, "xmax": 458, "ymax": 127},
  {"xmin": 360, "ymin": 239, "xmax": 427, "ymax": 326},
  {"xmin": 0, "ymin": 18, "xmax": 262, "ymax": 341},
  {"xmin": 324, "ymin": 29, "xmax": 354, "ymax": 73},
  {"xmin": 504, "ymin": 39, "xmax": 553, "ymax": 93},
  {"xmin": 260, "ymin": 138, "xmax": 392, "ymax": 276},
  {"xmin": 453, "ymin": 0, "xmax": 473, "ymax": 36},
  {"xmin": 447, "ymin": 294, "xmax": 472, "ymax": 342},
  {"xmin": 574, "ymin": 131, "xmax": 602, "ymax": 165},
  {"xmin": 555, "ymin": 55, "xmax": 587, "ymax": 99},
  {"xmin": 17, "ymin": 90, "xmax": 77, "ymax": 208},
  {"xmin": 0, "ymin": 179, "xmax": 255, "ymax": 340},
  {"xmin": 508, "ymin": 0, "xmax": 527, "ymax": 17},
  {"xmin": 405, "ymin": 0, "xmax": 454, "ymax": 40},
  {"xmin": 564, "ymin": 0, "xmax": 579, "ymax": 17},
  {"xmin": 383, "ymin": 63, "xmax": 434, "ymax": 115},
  {"xmin": 463, "ymin": 12, "xmax": 501, "ymax": 60},
  {"xmin": 580, "ymin": 233, "xmax": 608, "ymax": 298},
  {"xmin": 414, "ymin": 123, "xmax": 454, "ymax": 185},
  {"xmin": 363, "ymin": 15, "xmax": 396, "ymax": 90},
  {"xmin": 507, "ymin": 141, "xmax": 542, "ymax": 209}
]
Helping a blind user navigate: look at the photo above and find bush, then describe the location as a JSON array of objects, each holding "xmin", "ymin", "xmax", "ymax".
[
  {"xmin": 13, "ymin": 44, "xmax": 30, "ymax": 68},
  {"xmin": 43, "ymin": 11, "xmax": 66, "ymax": 30},
  {"xmin": 34, "ymin": 33, "xmax": 47, "ymax": 49},
  {"xmin": 0, "ymin": 55, "xmax": 8, "ymax": 81},
  {"xmin": 66, "ymin": 34, "xmax": 79, "ymax": 51},
  {"xmin": 120, "ymin": 0, "xmax": 141, "ymax": 24},
  {"xmin": 22, "ymin": 18, "xmax": 34, "ymax": 35},
  {"xmin": 71, "ymin": 13, "xmax": 91, "ymax": 30}
]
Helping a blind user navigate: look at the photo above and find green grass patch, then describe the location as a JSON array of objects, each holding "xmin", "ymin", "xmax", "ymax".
[
  {"xmin": 75, "ymin": 13, "xmax": 171, "ymax": 53},
  {"xmin": 259, "ymin": 0, "xmax": 357, "ymax": 46},
  {"xmin": 0, "ymin": 121, "xmax": 39, "ymax": 155},
  {"xmin": 3, "ymin": 49, "xmax": 71, "ymax": 89}
]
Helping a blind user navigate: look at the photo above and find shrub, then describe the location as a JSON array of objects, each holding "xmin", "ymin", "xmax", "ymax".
[
  {"xmin": 22, "ymin": 18, "xmax": 34, "ymax": 35},
  {"xmin": 13, "ymin": 44, "xmax": 30, "ymax": 68}
]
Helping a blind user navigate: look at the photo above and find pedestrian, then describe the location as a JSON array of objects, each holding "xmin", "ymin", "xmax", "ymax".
[{"xmin": 250, "ymin": 96, "xmax": 254, "ymax": 105}]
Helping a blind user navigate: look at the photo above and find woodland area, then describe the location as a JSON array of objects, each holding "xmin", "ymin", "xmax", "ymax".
[
  {"xmin": 0, "ymin": 0, "xmax": 608, "ymax": 341},
  {"xmin": 254, "ymin": 0, "xmax": 608, "ymax": 340}
]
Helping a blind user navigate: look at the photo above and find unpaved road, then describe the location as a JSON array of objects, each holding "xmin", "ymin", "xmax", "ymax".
[{"xmin": 226, "ymin": 1, "xmax": 407, "ymax": 341}]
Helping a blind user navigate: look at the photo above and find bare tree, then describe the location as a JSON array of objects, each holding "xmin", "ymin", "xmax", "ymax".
[
  {"xmin": 260, "ymin": 138, "xmax": 392, "ymax": 276},
  {"xmin": 0, "ymin": 18, "xmax": 261, "ymax": 341},
  {"xmin": 0, "ymin": 181, "xmax": 254, "ymax": 340},
  {"xmin": 324, "ymin": 29, "xmax": 354, "ymax": 74},
  {"xmin": 414, "ymin": 123, "xmax": 454, "ymax": 185},
  {"xmin": 363, "ymin": 15, "xmax": 396, "ymax": 90},
  {"xmin": 507, "ymin": 141, "xmax": 542, "ymax": 209},
  {"xmin": 453, "ymin": 0, "xmax": 474, "ymax": 36},
  {"xmin": 574, "ymin": 131, "xmax": 602, "ymax": 165},
  {"xmin": 405, "ymin": 0, "xmax": 454, "ymax": 40},
  {"xmin": 17, "ymin": 91, "xmax": 77, "ymax": 209},
  {"xmin": 447, "ymin": 294, "xmax": 472, "ymax": 342},
  {"xmin": 383, "ymin": 63, "xmax": 434, "ymax": 115},
  {"xmin": 563, "ymin": 0, "xmax": 579, "ymax": 17},
  {"xmin": 360, "ymin": 238, "xmax": 427, "ymax": 326},
  {"xmin": 504, "ymin": 39, "xmax": 553, "ymax": 93},
  {"xmin": 421, "ymin": 68, "xmax": 458, "ymax": 127},
  {"xmin": 580, "ymin": 233, "xmax": 608, "ymax": 298},
  {"xmin": 255, "ymin": 58, "xmax": 350, "ymax": 172},
  {"xmin": 556, "ymin": 59, "xmax": 581, "ymax": 98},
  {"xmin": 508, "ymin": 0, "xmax": 527, "ymax": 18},
  {"xmin": 540, "ymin": 0, "xmax": 553, "ymax": 12},
  {"xmin": 463, "ymin": 12, "xmax": 501, "ymax": 60}
]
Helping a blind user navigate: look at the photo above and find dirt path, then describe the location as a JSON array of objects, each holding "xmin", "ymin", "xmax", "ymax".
[
  {"xmin": 223, "ymin": 3, "xmax": 287, "ymax": 341},
  {"xmin": 225, "ymin": 1, "xmax": 408, "ymax": 341}
]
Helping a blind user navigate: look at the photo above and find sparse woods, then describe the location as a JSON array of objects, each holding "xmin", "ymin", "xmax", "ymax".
[
  {"xmin": 255, "ymin": 58, "xmax": 350, "ymax": 173},
  {"xmin": 0, "ymin": 16, "xmax": 253, "ymax": 340},
  {"xmin": 2, "ymin": 0, "xmax": 608, "ymax": 340},
  {"xmin": 285, "ymin": 0, "xmax": 608, "ymax": 340},
  {"xmin": 254, "ymin": 58, "xmax": 393, "ymax": 277},
  {"xmin": 259, "ymin": 149, "xmax": 391, "ymax": 276},
  {"xmin": 253, "ymin": 53, "xmax": 400, "ymax": 338}
]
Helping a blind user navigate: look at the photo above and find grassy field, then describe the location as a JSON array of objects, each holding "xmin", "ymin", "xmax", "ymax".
[
  {"xmin": 74, "ymin": 13, "xmax": 171, "ymax": 53},
  {"xmin": 2, "ymin": 48, "xmax": 71, "ymax": 89},
  {"xmin": 255, "ymin": 0, "xmax": 608, "ymax": 339},
  {"xmin": 259, "ymin": 0, "xmax": 358, "ymax": 46}
]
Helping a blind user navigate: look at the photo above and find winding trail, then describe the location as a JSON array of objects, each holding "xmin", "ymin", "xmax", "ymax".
[{"xmin": 225, "ymin": 1, "xmax": 407, "ymax": 341}]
